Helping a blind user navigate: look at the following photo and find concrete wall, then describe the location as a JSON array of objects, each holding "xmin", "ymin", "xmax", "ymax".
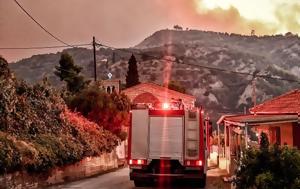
[{"xmin": 0, "ymin": 151, "xmax": 119, "ymax": 189}]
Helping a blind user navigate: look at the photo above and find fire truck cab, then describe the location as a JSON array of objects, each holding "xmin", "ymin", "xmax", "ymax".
[{"xmin": 128, "ymin": 102, "xmax": 208, "ymax": 187}]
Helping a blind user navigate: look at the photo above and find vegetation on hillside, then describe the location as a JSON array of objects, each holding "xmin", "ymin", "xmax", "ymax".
[
  {"xmin": 168, "ymin": 80, "xmax": 186, "ymax": 94},
  {"xmin": 0, "ymin": 57, "xmax": 119, "ymax": 175},
  {"xmin": 235, "ymin": 132, "xmax": 300, "ymax": 189},
  {"xmin": 9, "ymin": 30, "xmax": 300, "ymax": 127}
]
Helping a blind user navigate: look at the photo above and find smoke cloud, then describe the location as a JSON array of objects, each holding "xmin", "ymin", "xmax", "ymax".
[{"xmin": 0, "ymin": 0, "xmax": 298, "ymax": 62}]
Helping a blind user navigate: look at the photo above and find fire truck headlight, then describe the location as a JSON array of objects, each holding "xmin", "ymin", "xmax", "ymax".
[
  {"xmin": 129, "ymin": 159, "xmax": 133, "ymax": 165},
  {"xmin": 137, "ymin": 159, "xmax": 142, "ymax": 165}
]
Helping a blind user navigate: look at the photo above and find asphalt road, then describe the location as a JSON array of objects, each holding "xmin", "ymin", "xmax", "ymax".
[{"xmin": 47, "ymin": 167, "xmax": 231, "ymax": 189}]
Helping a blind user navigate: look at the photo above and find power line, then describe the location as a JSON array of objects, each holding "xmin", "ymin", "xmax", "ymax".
[
  {"xmin": 0, "ymin": 43, "xmax": 91, "ymax": 50},
  {"xmin": 13, "ymin": 0, "xmax": 72, "ymax": 47},
  {"xmin": 95, "ymin": 39, "xmax": 300, "ymax": 84}
]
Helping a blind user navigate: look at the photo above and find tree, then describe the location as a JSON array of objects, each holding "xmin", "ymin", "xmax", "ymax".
[
  {"xmin": 126, "ymin": 54, "xmax": 140, "ymax": 88},
  {"xmin": 67, "ymin": 85, "xmax": 131, "ymax": 140},
  {"xmin": 54, "ymin": 53, "xmax": 87, "ymax": 93},
  {"xmin": 173, "ymin": 25, "xmax": 183, "ymax": 30},
  {"xmin": 168, "ymin": 80, "xmax": 186, "ymax": 93}
]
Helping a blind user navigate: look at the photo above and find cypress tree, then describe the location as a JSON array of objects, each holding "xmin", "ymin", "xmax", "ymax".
[{"xmin": 126, "ymin": 54, "xmax": 140, "ymax": 88}]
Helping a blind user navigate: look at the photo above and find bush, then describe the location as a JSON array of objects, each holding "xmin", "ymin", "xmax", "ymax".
[
  {"xmin": 67, "ymin": 85, "xmax": 130, "ymax": 138},
  {"xmin": 235, "ymin": 132, "xmax": 300, "ymax": 189}
]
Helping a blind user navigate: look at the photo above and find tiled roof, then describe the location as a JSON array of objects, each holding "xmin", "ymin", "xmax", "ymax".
[
  {"xmin": 132, "ymin": 92, "xmax": 160, "ymax": 104},
  {"xmin": 219, "ymin": 114, "xmax": 299, "ymax": 126},
  {"xmin": 122, "ymin": 82, "xmax": 195, "ymax": 100},
  {"xmin": 250, "ymin": 89, "xmax": 300, "ymax": 114}
]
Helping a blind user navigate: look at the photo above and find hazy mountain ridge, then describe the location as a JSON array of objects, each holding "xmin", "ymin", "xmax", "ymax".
[{"xmin": 8, "ymin": 29, "xmax": 300, "ymax": 120}]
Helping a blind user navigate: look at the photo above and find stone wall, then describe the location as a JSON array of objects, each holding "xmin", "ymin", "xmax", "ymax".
[{"xmin": 0, "ymin": 151, "xmax": 119, "ymax": 189}]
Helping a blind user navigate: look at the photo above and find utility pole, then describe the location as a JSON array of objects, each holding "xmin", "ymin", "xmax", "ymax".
[
  {"xmin": 252, "ymin": 77, "xmax": 257, "ymax": 106},
  {"xmin": 112, "ymin": 52, "xmax": 115, "ymax": 63},
  {"xmin": 93, "ymin": 36, "xmax": 97, "ymax": 81}
]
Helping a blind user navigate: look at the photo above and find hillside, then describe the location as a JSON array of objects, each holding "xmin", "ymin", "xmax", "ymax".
[{"xmin": 8, "ymin": 29, "xmax": 300, "ymax": 121}]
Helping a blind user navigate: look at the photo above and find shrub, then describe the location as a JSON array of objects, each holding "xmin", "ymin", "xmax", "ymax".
[
  {"xmin": 67, "ymin": 85, "xmax": 130, "ymax": 138},
  {"xmin": 235, "ymin": 132, "xmax": 300, "ymax": 189}
]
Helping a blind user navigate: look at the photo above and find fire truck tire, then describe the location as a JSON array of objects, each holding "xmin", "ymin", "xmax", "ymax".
[
  {"xmin": 198, "ymin": 174, "xmax": 207, "ymax": 188},
  {"xmin": 134, "ymin": 179, "xmax": 151, "ymax": 187},
  {"xmin": 199, "ymin": 180, "xmax": 206, "ymax": 188},
  {"xmin": 134, "ymin": 180, "xmax": 144, "ymax": 187}
]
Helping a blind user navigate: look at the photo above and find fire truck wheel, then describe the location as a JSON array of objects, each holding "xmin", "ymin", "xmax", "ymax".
[
  {"xmin": 198, "ymin": 179, "xmax": 206, "ymax": 188},
  {"xmin": 134, "ymin": 180, "xmax": 143, "ymax": 187},
  {"xmin": 198, "ymin": 174, "xmax": 207, "ymax": 188},
  {"xmin": 134, "ymin": 180, "xmax": 149, "ymax": 187}
]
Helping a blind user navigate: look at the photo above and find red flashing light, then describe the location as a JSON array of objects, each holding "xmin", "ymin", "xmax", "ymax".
[
  {"xmin": 185, "ymin": 160, "xmax": 202, "ymax": 167},
  {"xmin": 137, "ymin": 159, "xmax": 143, "ymax": 165},
  {"xmin": 196, "ymin": 160, "xmax": 202, "ymax": 166},
  {"xmin": 162, "ymin": 103, "xmax": 170, "ymax": 110},
  {"xmin": 129, "ymin": 159, "xmax": 147, "ymax": 166}
]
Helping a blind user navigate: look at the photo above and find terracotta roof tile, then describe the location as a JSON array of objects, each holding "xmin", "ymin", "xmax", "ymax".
[
  {"xmin": 220, "ymin": 114, "xmax": 299, "ymax": 126},
  {"xmin": 250, "ymin": 89, "xmax": 300, "ymax": 114}
]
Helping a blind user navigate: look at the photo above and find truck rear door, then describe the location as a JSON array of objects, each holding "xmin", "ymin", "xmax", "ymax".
[{"xmin": 148, "ymin": 110, "xmax": 184, "ymax": 161}]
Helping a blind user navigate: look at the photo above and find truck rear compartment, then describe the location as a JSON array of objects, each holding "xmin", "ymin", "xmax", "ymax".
[{"xmin": 129, "ymin": 109, "xmax": 206, "ymax": 187}]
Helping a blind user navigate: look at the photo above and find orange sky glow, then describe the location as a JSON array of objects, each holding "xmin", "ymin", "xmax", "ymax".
[{"xmin": 0, "ymin": 0, "xmax": 299, "ymax": 62}]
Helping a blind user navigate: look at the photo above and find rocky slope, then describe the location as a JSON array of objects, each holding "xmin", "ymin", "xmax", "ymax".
[{"xmin": 8, "ymin": 29, "xmax": 300, "ymax": 122}]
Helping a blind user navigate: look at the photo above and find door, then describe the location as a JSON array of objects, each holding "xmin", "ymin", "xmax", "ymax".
[{"xmin": 149, "ymin": 116, "xmax": 183, "ymax": 160}]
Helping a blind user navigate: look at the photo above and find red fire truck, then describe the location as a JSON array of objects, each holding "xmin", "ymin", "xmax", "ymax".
[{"xmin": 128, "ymin": 102, "xmax": 208, "ymax": 187}]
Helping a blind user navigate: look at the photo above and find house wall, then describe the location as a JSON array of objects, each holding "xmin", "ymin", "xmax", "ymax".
[
  {"xmin": 223, "ymin": 122, "xmax": 295, "ymax": 174},
  {"xmin": 293, "ymin": 122, "xmax": 300, "ymax": 149},
  {"xmin": 256, "ymin": 123, "xmax": 293, "ymax": 146},
  {"xmin": 280, "ymin": 123, "xmax": 293, "ymax": 146}
]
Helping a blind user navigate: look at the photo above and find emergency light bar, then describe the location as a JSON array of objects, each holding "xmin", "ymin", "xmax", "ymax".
[{"xmin": 162, "ymin": 102, "xmax": 170, "ymax": 110}]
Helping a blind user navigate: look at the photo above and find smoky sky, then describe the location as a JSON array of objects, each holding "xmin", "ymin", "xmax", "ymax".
[{"xmin": 0, "ymin": 0, "xmax": 299, "ymax": 62}]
